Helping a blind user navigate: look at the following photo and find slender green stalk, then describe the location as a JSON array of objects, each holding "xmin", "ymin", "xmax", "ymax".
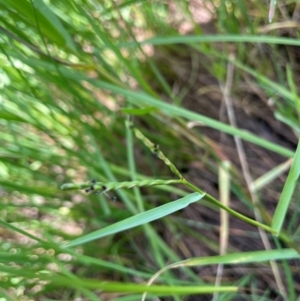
[
  {"xmin": 125, "ymin": 118, "xmax": 144, "ymax": 212},
  {"xmin": 183, "ymin": 181, "xmax": 276, "ymax": 234}
]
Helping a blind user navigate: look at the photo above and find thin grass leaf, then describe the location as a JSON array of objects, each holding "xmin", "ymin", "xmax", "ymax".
[
  {"xmin": 44, "ymin": 275, "xmax": 238, "ymax": 295},
  {"xmin": 286, "ymin": 65, "xmax": 300, "ymax": 116},
  {"xmin": 121, "ymin": 35, "xmax": 300, "ymax": 48},
  {"xmin": 125, "ymin": 116, "xmax": 186, "ymax": 299},
  {"xmin": 64, "ymin": 192, "xmax": 205, "ymax": 248},
  {"xmin": 0, "ymin": 0, "xmax": 76, "ymax": 52},
  {"xmin": 142, "ymin": 249, "xmax": 300, "ymax": 301},
  {"xmin": 31, "ymin": 0, "xmax": 77, "ymax": 52},
  {"xmin": 250, "ymin": 159, "xmax": 293, "ymax": 192},
  {"xmin": 272, "ymin": 140, "xmax": 300, "ymax": 234},
  {"xmin": 146, "ymin": 249, "xmax": 300, "ymax": 288},
  {"xmin": 0, "ymin": 219, "xmax": 49, "ymax": 246},
  {"xmin": 125, "ymin": 116, "xmax": 144, "ymax": 213},
  {"xmin": 89, "ymin": 80, "xmax": 294, "ymax": 158},
  {"xmin": 74, "ymin": 253, "xmax": 153, "ymax": 279},
  {"xmin": 275, "ymin": 112, "xmax": 300, "ymax": 134},
  {"xmin": 231, "ymin": 58, "xmax": 300, "ymax": 108},
  {"xmin": 5, "ymin": 50, "xmax": 293, "ymax": 158},
  {"xmin": 274, "ymin": 238, "xmax": 296, "ymax": 301}
]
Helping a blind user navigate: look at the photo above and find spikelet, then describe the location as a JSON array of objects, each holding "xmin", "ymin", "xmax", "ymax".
[
  {"xmin": 62, "ymin": 122, "xmax": 185, "ymax": 195},
  {"xmin": 61, "ymin": 179, "xmax": 182, "ymax": 193},
  {"xmin": 127, "ymin": 121, "xmax": 184, "ymax": 180}
]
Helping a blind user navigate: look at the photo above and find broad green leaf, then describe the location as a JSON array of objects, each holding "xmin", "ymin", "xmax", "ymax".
[{"xmin": 65, "ymin": 192, "xmax": 205, "ymax": 248}]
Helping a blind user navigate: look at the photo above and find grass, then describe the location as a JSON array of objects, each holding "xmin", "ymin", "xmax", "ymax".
[{"xmin": 0, "ymin": 0, "xmax": 299, "ymax": 300}]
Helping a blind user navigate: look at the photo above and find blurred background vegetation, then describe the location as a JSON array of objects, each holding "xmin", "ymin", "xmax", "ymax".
[{"xmin": 0, "ymin": 0, "xmax": 300, "ymax": 300}]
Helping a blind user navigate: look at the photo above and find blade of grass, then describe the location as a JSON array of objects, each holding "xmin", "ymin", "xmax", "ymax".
[
  {"xmin": 121, "ymin": 34, "xmax": 300, "ymax": 48},
  {"xmin": 64, "ymin": 192, "xmax": 205, "ymax": 248},
  {"xmin": 250, "ymin": 158, "xmax": 293, "ymax": 192},
  {"xmin": 272, "ymin": 139, "xmax": 300, "ymax": 234},
  {"xmin": 274, "ymin": 238, "xmax": 296, "ymax": 301},
  {"xmin": 286, "ymin": 65, "xmax": 300, "ymax": 121},
  {"xmin": 230, "ymin": 58, "xmax": 300, "ymax": 107},
  {"xmin": 125, "ymin": 115, "xmax": 181, "ymax": 296},
  {"xmin": 142, "ymin": 249, "xmax": 300, "ymax": 301},
  {"xmin": 0, "ymin": 0, "xmax": 76, "ymax": 52},
  {"xmin": 43, "ymin": 275, "xmax": 238, "ymax": 295},
  {"xmin": 88, "ymin": 80, "xmax": 294, "ymax": 158},
  {"xmin": 3, "ymin": 48, "xmax": 294, "ymax": 158},
  {"xmin": 213, "ymin": 160, "xmax": 231, "ymax": 301},
  {"xmin": 0, "ymin": 219, "xmax": 50, "ymax": 247}
]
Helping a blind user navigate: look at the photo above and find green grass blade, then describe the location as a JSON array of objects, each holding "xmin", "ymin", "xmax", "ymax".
[
  {"xmin": 274, "ymin": 238, "xmax": 296, "ymax": 301},
  {"xmin": 286, "ymin": 65, "xmax": 300, "ymax": 120},
  {"xmin": 90, "ymin": 79, "xmax": 294, "ymax": 157},
  {"xmin": 65, "ymin": 192, "xmax": 205, "ymax": 248},
  {"xmin": 250, "ymin": 159, "xmax": 293, "ymax": 192},
  {"xmin": 180, "ymin": 249, "xmax": 300, "ymax": 267},
  {"xmin": 271, "ymin": 140, "xmax": 300, "ymax": 234},
  {"xmin": 0, "ymin": 219, "xmax": 50, "ymax": 247},
  {"xmin": 31, "ymin": 0, "xmax": 77, "ymax": 52},
  {"xmin": 45, "ymin": 275, "xmax": 238, "ymax": 295},
  {"xmin": 144, "ymin": 249, "xmax": 300, "ymax": 301},
  {"xmin": 231, "ymin": 59, "xmax": 300, "ymax": 106},
  {"xmin": 6, "ymin": 51, "xmax": 293, "ymax": 157},
  {"xmin": 0, "ymin": 110, "xmax": 27, "ymax": 122},
  {"xmin": 0, "ymin": 0, "xmax": 76, "ymax": 52},
  {"xmin": 121, "ymin": 35, "xmax": 300, "ymax": 48}
]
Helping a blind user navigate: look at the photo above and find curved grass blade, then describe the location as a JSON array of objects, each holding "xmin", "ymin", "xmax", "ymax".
[
  {"xmin": 31, "ymin": 0, "xmax": 77, "ymax": 52},
  {"xmin": 4, "ymin": 51, "xmax": 293, "ymax": 158},
  {"xmin": 179, "ymin": 249, "xmax": 300, "ymax": 267},
  {"xmin": 88, "ymin": 80, "xmax": 294, "ymax": 158},
  {"xmin": 64, "ymin": 192, "xmax": 205, "ymax": 248},
  {"xmin": 271, "ymin": 140, "xmax": 300, "ymax": 234},
  {"xmin": 250, "ymin": 159, "xmax": 293, "ymax": 192},
  {"xmin": 142, "ymin": 248, "xmax": 300, "ymax": 301},
  {"xmin": 1, "ymin": 0, "xmax": 76, "ymax": 52}
]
